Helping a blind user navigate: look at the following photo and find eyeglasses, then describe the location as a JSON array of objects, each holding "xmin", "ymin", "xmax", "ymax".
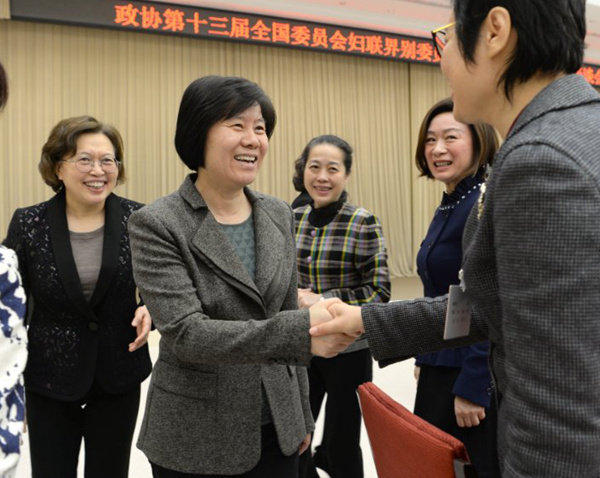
[
  {"xmin": 61, "ymin": 157, "xmax": 120, "ymax": 173},
  {"xmin": 431, "ymin": 21, "xmax": 455, "ymax": 58}
]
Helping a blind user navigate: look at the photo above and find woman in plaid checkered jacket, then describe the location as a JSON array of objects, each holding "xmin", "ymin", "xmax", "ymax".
[{"xmin": 293, "ymin": 135, "xmax": 390, "ymax": 478}]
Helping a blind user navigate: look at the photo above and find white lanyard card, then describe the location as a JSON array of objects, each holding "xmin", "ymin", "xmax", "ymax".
[{"xmin": 443, "ymin": 285, "xmax": 472, "ymax": 340}]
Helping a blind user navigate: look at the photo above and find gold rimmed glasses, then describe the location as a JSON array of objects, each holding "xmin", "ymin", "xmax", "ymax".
[
  {"xmin": 431, "ymin": 21, "xmax": 455, "ymax": 58},
  {"xmin": 61, "ymin": 157, "xmax": 120, "ymax": 173}
]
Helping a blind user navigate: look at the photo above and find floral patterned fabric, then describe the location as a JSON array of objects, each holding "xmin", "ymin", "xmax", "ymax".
[{"xmin": 0, "ymin": 246, "xmax": 27, "ymax": 478}]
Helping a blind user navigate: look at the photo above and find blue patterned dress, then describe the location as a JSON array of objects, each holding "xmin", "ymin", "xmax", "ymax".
[{"xmin": 0, "ymin": 246, "xmax": 27, "ymax": 477}]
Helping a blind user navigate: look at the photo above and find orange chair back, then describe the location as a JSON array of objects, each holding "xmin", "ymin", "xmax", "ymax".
[{"xmin": 358, "ymin": 382, "xmax": 477, "ymax": 478}]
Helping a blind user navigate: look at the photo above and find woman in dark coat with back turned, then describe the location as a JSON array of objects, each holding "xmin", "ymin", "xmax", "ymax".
[{"xmin": 310, "ymin": 1, "xmax": 600, "ymax": 475}]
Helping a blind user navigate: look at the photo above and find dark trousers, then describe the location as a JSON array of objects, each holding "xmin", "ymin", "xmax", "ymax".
[
  {"xmin": 414, "ymin": 364, "xmax": 500, "ymax": 478},
  {"xmin": 26, "ymin": 383, "xmax": 141, "ymax": 478},
  {"xmin": 299, "ymin": 348, "xmax": 372, "ymax": 478},
  {"xmin": 151, "ymin": 423, "xmax": 299, "ymax": 478}
]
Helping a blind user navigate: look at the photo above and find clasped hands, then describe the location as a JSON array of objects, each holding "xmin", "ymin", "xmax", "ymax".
[{"xmin": 306, "ymin": 298, "xmax": 365, "ymax": 358}]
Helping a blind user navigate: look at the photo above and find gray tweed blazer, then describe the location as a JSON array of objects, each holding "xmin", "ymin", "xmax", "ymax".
[
  {"xmin": 128, "ymin": 175, "xmax": 314, "ymax": 475},
  {"xmin": 363, "ymin": 74, "xmax": 600, "ymax": 477}
]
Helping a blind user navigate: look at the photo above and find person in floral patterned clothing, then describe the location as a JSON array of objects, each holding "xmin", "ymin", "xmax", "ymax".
[
  {"xmin": 0, "ymin": 60, "xmax": 28, "ymax": 478},
  {"xmin": 0, "ymin": 246, "xmax": 28, "ymax": 478}
]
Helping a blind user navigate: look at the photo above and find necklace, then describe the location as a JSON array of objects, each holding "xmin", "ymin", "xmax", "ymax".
[{"xmin": 437, "ymin": 183, "xmax": 482, "ymax": 213}]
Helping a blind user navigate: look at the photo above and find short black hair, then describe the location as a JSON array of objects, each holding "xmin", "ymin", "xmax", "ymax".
[
  {"xmin": 0, "ymin": 61, "xmax": 7, "ymax": 110},
  {"xmin": 175, "ymin": 76, "xmax": 276, "ymax": 171},
  {"xmin": 453, "ymin": 0, "xmax": 585, "ymax": 98},
  {"xmin": 415, "ymin": 98, "xmax": 498, "ymax": 178},
  {"xmin": 292, "ymin": 135, "xmax": 353, "ymax": 192}
]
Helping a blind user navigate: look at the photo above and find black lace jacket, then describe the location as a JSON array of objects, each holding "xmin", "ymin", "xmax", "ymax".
[{"xmin": 3, "ymin": 190, "xmax": 152, "ymax": 400}]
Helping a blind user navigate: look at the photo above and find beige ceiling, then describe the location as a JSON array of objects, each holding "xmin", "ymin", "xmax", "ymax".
[{"xmin": 156, "ymin": 0, "xmax": 600, "ymax": 65}]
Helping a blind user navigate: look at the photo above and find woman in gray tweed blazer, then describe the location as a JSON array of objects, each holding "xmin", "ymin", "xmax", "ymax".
[
  {"xmin": 128, "ymin": 76, "xmax": 344, "ymax": 477},
  {"xmin": 310, "ymin": 1, "xmax": 600, "ymax": 477}
]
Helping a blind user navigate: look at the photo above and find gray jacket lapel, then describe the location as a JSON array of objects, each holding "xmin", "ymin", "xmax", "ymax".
[
  {"xmin": 180, "ymin": 176, "xmax": 264, "ymax": 308},
  {"xmin": 253, "ymin": 197, "xmax": 286, "ymax": 301}
]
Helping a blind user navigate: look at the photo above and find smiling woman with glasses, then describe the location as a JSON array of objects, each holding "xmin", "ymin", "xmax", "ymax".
[
  {"xmin": 61, "ymin": 156, "xmax": 121, "ymax": 173},
  {"xmin": 3, "ymin": 115, "xmax": 152, "ymax": 478}
]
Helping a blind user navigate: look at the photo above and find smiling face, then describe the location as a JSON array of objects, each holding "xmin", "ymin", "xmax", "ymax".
[
  {"xmin": 56, "ymin": 132, "xmax": 118, "ymax": 209},
  {"xmin": 201, "ymin": 103, "xmax": 268, "ymax": 192},
  {"xmin": 424, "ymin": 112, "xmax": 476, "ymax": 193},
  {"xmin": 303, "ymin": 143, "xmax": 349, "ymax": 208}
]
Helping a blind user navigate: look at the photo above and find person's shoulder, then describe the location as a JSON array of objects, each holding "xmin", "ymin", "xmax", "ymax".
[
  {"xmin": 10, "ymin": 198, "xmax": 51, "ymax": 224},
  {"xmin": 501, "ymin": 102, "xmax": 600, "ymax": 186},
  {"xmin": 506, "ymin": 77, "xmax": 600, "ymax": 154},
  {"xmin": 341, "ymin": 202, "xmax": 379, "ymax": 223},
  {"xmin": 255, "ymin": 191, "xmax": 292, "ymax": 215},
  {"xmin": 132, "ymin": 190, "xmax": 181, "ymax": 217},
  {"xmin": 293, "ymin": 203, "xmax": 310, "ymax": 216},
  {"xmin": 116, "ymin": 195, "xmax": 144, "ymax": 210},
  {"xmin": 115, "ymin": 195, "xmax": 145, "ymax": 219},
  {"xmin": 20, "ymin": 198, "xmax": 50, "ymax": 213}
]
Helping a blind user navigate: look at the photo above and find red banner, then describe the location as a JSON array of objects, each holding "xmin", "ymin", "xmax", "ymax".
[
  {"xmin": 10, "ymin": 0, "xmax": 600, "ymax": 85},
  {"xmin": 111, "ymin": 2, "xmax": 440, "ymax": 65}
]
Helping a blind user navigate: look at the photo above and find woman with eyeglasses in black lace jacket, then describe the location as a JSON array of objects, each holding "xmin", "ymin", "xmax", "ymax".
[{"xmin": 3, "ymin": 115, "xmax": 152, "ymax": 478}]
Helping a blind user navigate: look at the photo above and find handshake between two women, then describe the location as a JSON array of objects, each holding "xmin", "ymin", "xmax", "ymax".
[{"xmin": 307, "ymin": 298, "xmax": 365, "ymax": 358}]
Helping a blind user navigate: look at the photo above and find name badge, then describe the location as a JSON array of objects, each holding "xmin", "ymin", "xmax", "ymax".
[{"xmin": 443, "ymin": 285, "xmax": 472, "ymax": 340}]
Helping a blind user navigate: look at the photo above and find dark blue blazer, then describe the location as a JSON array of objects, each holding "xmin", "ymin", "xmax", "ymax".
[{"xmin": 415, "ymin": 173, "xmax": 492, "ymax": 407}]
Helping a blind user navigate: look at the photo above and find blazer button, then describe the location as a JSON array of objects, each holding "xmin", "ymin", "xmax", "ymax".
[
  {"xmin": 306, "ymin": 256, "xmax": 312, "ymax": 263},
  {"xmin": 88, "ymin": 322, "xmax": 99, "ymax": 332},
  {"xmin": 310, "ymin": 230, "xmax": 316, "ymax": 237}
]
